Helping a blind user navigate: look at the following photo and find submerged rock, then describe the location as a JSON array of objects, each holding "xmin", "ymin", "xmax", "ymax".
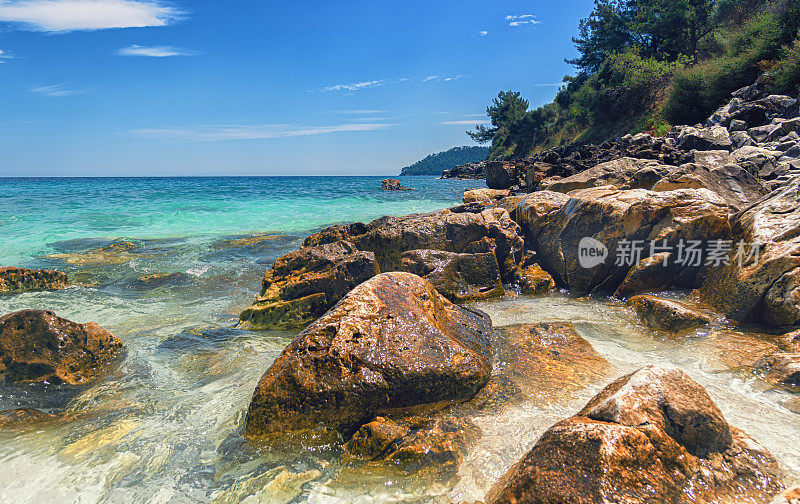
[
  {"xmin": 702, "ymin": 175, "xmax": 800, "ymax": 327},
  {"xmin": 238, "ymin": 240, "xmax": 379, "ymax": 330},
  {"xmin": 47, "ymin": 241, "xmax": 142, "ymax": 266},
  {"xmin": 516, "ymin": 187, "xmax": 732, "ymax": 295},
  {"xmin": 244, "ymin": 272, "xmax": 492, "ymax": 439},
  {"xmin": 0, "ymin": 310, "xmax": 124, "ymax": 385},
  {"xmin": 0, "ymin": 267, "xmax": 69, "ymax": 294},
  {"xmin": 131, "ymin": 272, "xmax": 192, "ymax": 290},
  {"xmin": 760, "ymin": 353, "xmax": 800, "ymax": 387},
  {"xmin": 488, "ymin": 364, "xmax": 784, "ymax": 504},
  {"xmin": 342, "ymin": 415, "xmax": 481, "ymax": 474},
  {"xmin": 627, "ymin": 295, "xmax": 713, "ymax": 332}
]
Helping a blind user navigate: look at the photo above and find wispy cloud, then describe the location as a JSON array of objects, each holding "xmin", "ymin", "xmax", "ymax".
[
  {"xmin": 131, "ymin": 123, "xmax": 394, "ymax": 141},
  {"xmin": 335, "ymin": 109, "xmax": 387, "ymax": 115},
  {"xmin": 0, "ymin": 49, "xmax": 12, "ymax": 62},
  {"xmin": 118, "ymin": 44, "xmax": 195, "ymax": 57},
  {"xmin": 0, "ymin": 0, "xmax": 183, "ymax": 33},
  {"xmin": 321, "ymin": 80, "xmax": 387, "ymax": 92},
  {"xmin": 506, "ymin": 14, "xmax": 539, "ymax": 27},
  {"xmin": 30, "ymin": 83, "xmax": 82, "ymax": 97},
  {"xmin": 479, "ymin": 30, "xmax": 488, "ymax": 37},
  {"xmin": 531, "ymin": 82, "xmax": 564, "ymax": 87},
  {"xmin": 440, "ymin": 120, "xmax": 490, "ymax": 125},
  {"xmin": 423, "ymin": 74, "xmax": 464, "ymax": 83}
]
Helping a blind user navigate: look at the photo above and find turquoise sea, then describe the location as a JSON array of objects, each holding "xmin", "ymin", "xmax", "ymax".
[{"xmin": 1, "ymin": 176, "xmax": 799, "ymax": 504}]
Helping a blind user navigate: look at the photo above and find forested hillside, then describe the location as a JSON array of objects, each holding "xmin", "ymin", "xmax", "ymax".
[
  {"xmin": 468, "ymin": 0, "xmax": 800, "ymax": 159},
  {"xmin": 400, "ymin": 146, "xmax": 490, "ymax": 176}
]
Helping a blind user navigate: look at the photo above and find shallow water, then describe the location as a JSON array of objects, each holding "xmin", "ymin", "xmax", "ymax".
[{"xmin": 1, "ymin": 176, "xmax": 798, "ymax": 503}]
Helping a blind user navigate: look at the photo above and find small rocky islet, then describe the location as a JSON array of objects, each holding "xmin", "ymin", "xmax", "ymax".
[{"xmin": 1, "ymin": 77, "xmax": 800, "ymax": 501}]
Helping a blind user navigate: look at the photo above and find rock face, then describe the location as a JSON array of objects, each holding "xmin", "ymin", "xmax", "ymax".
[
  {"xmin": 541, "ymin": 157, "xmax": 672, "ymax": 193},
  {"xmin": 651, "ymin": 161, "xmax": 768, "ymax": 209},
  {"xmin": 381, "ymin": 178, "xmax": 411, "ymax": 191},
  {"xmin": 441, "ymin": 162, "xmax": 485, "ymax": 179},
  {"xmin": 398, "ymin": 248, "xmax": 504, "ymax": 302},
  {"xmin": 488, "ymin": 364, "xmax": 784, "ymax": 504},
  {"xmin": 238, "ymin": 241, "xmax": 379, "ymax": 330},
  {"xmin": 628, "ymin": 295, "xmax": 713, "ymax": 332},
  {"xmin": 702, "ymin": 175, "xmax": 800, "ymax": 327},
  {"xmin": 244, "ymin": 272, "xmax": 493, "ymax": 438},
  {"xmin": 516, "ymin": 187, "xmax": 732, "ymax": 295},
  {"xmin": 0, "ymin": 310, "xmax": 124, "ymax": 385},
  {"xmin": 0, "ymin": 267, "xmax": 69, "ymax": 294},
  {"xmin": 676, "ymin": 125, "xmax": 734, "ymax": 151},
  {"xmin": 462, "ymin": 188, "xmax": 510, "ymax": 205}
]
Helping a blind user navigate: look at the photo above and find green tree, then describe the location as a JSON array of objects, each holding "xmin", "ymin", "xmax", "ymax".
[{"xmin": 467, "ymin": 91, "xmax": 530, "ymax": 144}]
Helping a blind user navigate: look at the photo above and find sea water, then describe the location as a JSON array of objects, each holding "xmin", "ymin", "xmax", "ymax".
[{"xmin": 0, "ymin": 176, "xmax": 798, "ymax": 503}]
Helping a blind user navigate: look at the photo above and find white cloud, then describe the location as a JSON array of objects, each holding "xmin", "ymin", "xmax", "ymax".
[
  {"xmin": 0, "ymin": 49, "xmax": 11, "ymax": 62},
  {"xmin": 423, "ymin": 75, "xmax": 439, "ymax": 82},
  {"xmin": 321, "ymin": 80, "xmax": 387, "ymax": 92},
  {"xmin": 423, "ymin": 74, "xmax": 464, "ymax": 83},
  {"xmin": 30, "ymin": 83, "xmax": 82, "ymax": 97},
  {"xmin": 531, "ymin": 82, "xmax": 564, "ymax": 87},
  {"xmin": 0, "ymin": 0, "xmax": 182, "ymax": 33},
  {"xmin": 118, "ymin": 44, "xmax": 194, "ymax": 57},
  {"xmin": 440, "ymin": 120, "xmax": 490, "ymax": 125},
  {"xmin": 479, "ymin": 30, "xmax": 487, "ymax": 37},
  {"xmin": 336, "ymin": 109, "xmax": 387, "ymax": 115},
  {"xmin": 131, "ymin": 123, "xmax": 394, "ymax": 141},
  {"xmin": 506, "ymin": 14, "xmax": 539, "ymax": 26}
]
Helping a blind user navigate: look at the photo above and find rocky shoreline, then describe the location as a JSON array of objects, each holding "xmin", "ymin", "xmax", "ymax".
[{"xmin": 1, "ymin": 76, "xmax": 800, "ymax": 501}]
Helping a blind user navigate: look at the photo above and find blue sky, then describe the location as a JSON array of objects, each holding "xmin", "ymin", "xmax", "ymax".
[{"xmin": 0, "ymin": 0, "xmax": 594, "ymax": 176}]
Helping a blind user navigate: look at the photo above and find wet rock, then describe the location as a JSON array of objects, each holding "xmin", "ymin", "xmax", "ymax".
[
  {"xmin": 702, "ymin": 175, "xmax": 800, "ymax": 326},
  {"xmin": 0, "ymin": 267, "xmax": 68, "ymax": 294},
  {"xmin": 517, "ymin": 263, "xmax": 555, "ymax": 295},
  {"xmin": 0, "ymin": 310, "xmax": 124, "ymax": 385},
  {"xmin": 398, "ymin": 248, "xmax": 504, "ymax": 302},
  {"xmin": 627, "ymin": 295, "xmax": 713, "ymax": 332},
  {"xmin": 541, "ymin": 157, "xmax": 672, "ymax": 193},
  {"xmin": 302, "ymin": 222, "xmax": 370, "ymax": 247},
  {"xmin": 487, "ymin": 364, "xmax": 784, "ymax": 504},
  {"xmin": 0, "ymin": 408, "xmax": 60, "ymax": 429},
  {"xmin": 343, "ymin": 415, "xmax": 481, "ymax": 473},
  {"xmin": 516, "ymin": 187, "xmax": 732, "ymax": 295},
  {"xmin": 771, "ymin": 486, "xmax": 800, "ymax": 504},
  {"xmin": 676, "ymin": 125, "xmax": 733, "ymax": 151},
  {"xmin": 244, "ymin": 272, "xmax": 493, "ymax": 438},
  {"xmin": 238, "ymin": 240, "xmax": 379, "ymax": 330},
  {"xmin": 131, "ymin": 272, "xmax": 191, "ymax": 290},
  {"xmin": 47, "ymin": 241, "xmax": 142, "ymax": 265},
  {"xmin": 760, "ymin": 353, "xmax": 800, "ymax": 386},
  {"xmin": 779, "ymin": 329, "xmax": 800, "ymax": 352},
  {"xmin": 462, "ymin": 188, "xmax": 509, "ymax": 205},
  {"xmin": 381, "ymin": 178, "xmax": 411, "ymax": 191}
]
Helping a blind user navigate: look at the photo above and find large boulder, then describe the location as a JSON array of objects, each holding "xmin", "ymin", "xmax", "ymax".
[
  {"xmin": 398, "ymin": 247, "xmax": 504, "ymax": 302},
  {"xmin": 516, "ymin": 187, "xmax": 732, "ymax": 295},
  {"xmin": 541, "ymin": 157, "xmax": 672, "ymax": 193},
  {"xmin": 651, "ymin": 162, "xmax": 767, "ymax": 209},
  {"xmin": 462, "ymin": 188, "xmax": 509, "ymax": 205},
  {"xmin": 676, "ymin": 125, "xmax": 733, "ymax": 151},
  {"xmin": 0, "ymin": 310, "xmax": 124, "ymax": 385},
  {"xmin": 307, "ymin": 207, "xmax": 524, "ymax": 281},
  {"xmin": 485, "ymin": 161, "xmax": 518, "ymax": 189},
  {"xmin": 0, "ymin": 267, "xmax": 69, "ymax": 294},
  {"xmin": 238, "ymin": 241, "xmax": 379, "ymax": 330},
  {"xmin": 701, "ymin": 175, "xmax": 800, "ymax": 326},
  {"xmin": 627, "ymin": 295, "xmax": 713, "ymax": 332},
  {"xmin": 381, "ymin": 178, "xmax": 411, "ymax": 191},
  {"xmin": 488, "ymin": 365, "xmax": 784, "ymax": 504},
  {"xmin": 244, "ymin": 272, "xmax": 493, "ymax": 438}
]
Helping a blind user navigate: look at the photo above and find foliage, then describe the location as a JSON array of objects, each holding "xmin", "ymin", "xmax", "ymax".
[
  {"xmin": 399, "ymin": 146, "xmax": 490, "ymax": 176},
  {"xmin": 771, "ymin": 31, "xmax": 800, "ymax": 95}
]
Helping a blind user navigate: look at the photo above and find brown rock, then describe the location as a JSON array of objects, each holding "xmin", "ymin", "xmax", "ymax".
[
  {"xmin": 628, "ymin": 295, "xmax": 713, "ymax": 332},
  {"xmin": 131, "ymin": 272, "xmax": 191, "ymax": 289},
  {"xmin": 462, "ymin": 188, "xmax": 509, "ymax": 205},
  {"xmin": 488, "ymin": 364, "xmax": 784, "ymax": 504},
  {"xmin": 0, "ymin": 310, "xmax": 124, "ymax": 385},
  {"xmin": 541, "ymin": 157, "xmax": 671, "ymax": 193},
  {"xmin": 702, "ymin": 175, "xmax": 800, "ymax": 327},
  {"xmin": 0, "ymin": 408, "xmax": 59, "ymax": 429},
  {"xmin": 398, "ymin": 248, "xmax": 504, "ymax": 302},
  {"xmin": 343, "ymin": 415, "xmax": 481, "ymax": 473},
  {"xmin": 244, "ymin": 272, "xmax": 493, "ymax": 438},
  {"xmin": 517, "ymin": 263, "xmax": 555, "ymax": 295},
  {"xmin": 516, "ymin": 187, "xmax": 732, "ymax": 295},
  {"xmin": 238, "ymin": 240, "xmax": 379, "ymax": 330},
  {"xmin": 771, "ymin": 485, "xmax": 800, "ymax": 504},
  {"xmin": 485, "ymin": 161, "xmax": 518, "ymax": 189},
  {"xmin": 760, "ymin": 353, "xmax": 800, "ymax": 386},
  {"xmin": 0, "ymin": 267, "xmax": 69, "ymax": 294},
  {"xmin": 47, "ymin": 241, "xmax": 141, "ymax": 265},
  {"xmin": 381, "ymin": 178, "xmax": 411, "ymax": 191},
  {"xmin": 651, "ymin": 162, "xmax": 767, "ymax": 209}
]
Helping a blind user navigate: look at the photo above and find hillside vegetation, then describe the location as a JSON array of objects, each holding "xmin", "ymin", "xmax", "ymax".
[
  {"xmin": 468, "ymin": 0, "xmax": 800, "ymax": 159},
  {"xmin": 400, "ymin": 146, "xmax": 490, "ymax": 175}
]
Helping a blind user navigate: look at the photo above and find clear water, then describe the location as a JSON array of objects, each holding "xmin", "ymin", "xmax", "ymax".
[{"xmin": 0, "ymin": 176, "xmax": 798, "ymax": 503}]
